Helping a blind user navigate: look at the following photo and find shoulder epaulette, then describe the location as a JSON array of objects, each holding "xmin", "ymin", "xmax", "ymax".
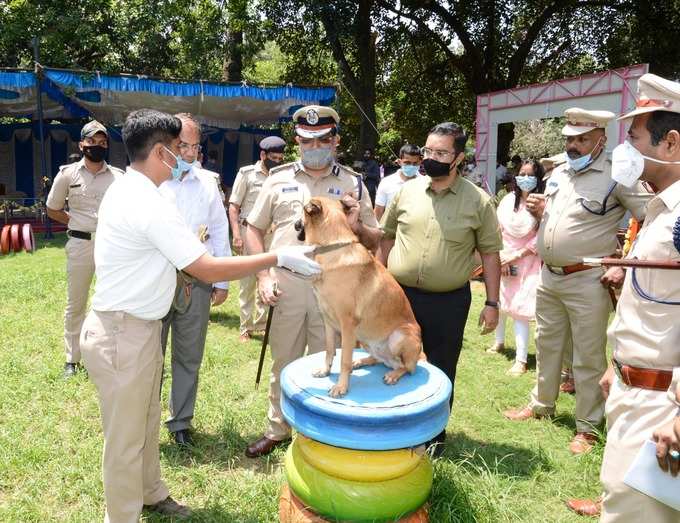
[{"xmin": 270, "ymin": 161, "xmax": 296, "ymax": 176}]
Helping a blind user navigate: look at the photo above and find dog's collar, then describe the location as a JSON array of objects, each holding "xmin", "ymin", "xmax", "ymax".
[{"xmin": 312, "ymin": 240, "xmax": 358, "ymax": 255}]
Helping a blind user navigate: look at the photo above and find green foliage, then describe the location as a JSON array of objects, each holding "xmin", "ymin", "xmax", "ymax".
[{"xmin": 510, "ymin": 119, "xmax": 566, "ymax": 161}]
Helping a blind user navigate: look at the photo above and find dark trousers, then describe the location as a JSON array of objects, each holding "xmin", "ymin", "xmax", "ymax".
[{"xmin": 402, "ymin": 283, "xmax": 472, "ymax": 440}]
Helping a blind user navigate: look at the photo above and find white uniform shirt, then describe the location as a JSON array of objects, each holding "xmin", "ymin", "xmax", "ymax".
[
  {"xmin": 92, "ymin": 167, "xmax": 207, "ymax": 320},
  {"xmin": 375, "ymin": 170, "xmax": 411, "ymax": 208},
  {"xmin": 160, "ymin": 166, "xmax": 230, "ymax": 289}
]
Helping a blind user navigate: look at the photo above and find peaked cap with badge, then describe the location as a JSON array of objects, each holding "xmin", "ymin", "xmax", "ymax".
[
  {"xmin": 292, "ymin": 105, "xmax": 340, "ymax": 139},
  {"xmin": 618, "ymin": 73, "xmax": 680, "ymax": 121},
  {"xmin": 561, "ymin": 108, "xmax": 615, "ymax": 136}
]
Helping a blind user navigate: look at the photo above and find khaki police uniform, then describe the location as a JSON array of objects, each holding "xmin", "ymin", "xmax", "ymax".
[
  {"xmin": 247, "ymin": 160, "xmax": 377, "ymax": 441},
  {"xmin": 229, "ymin": 161, "xmax": 269, "ymax": 335},
  {"xmin": 527, "ymin": 113, "xmax": 651, "ymax": 434},
  {"xmin": 46, "ymin": 158, "xmax": 121, "ymax": 364},
  {"xmin": 599, "ymin": 73, "xmax": 680, "ymax": 523}
]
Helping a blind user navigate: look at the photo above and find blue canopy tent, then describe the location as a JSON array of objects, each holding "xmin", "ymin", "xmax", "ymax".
[{"xmin": 0, "ymin": 67, "xmax": 336, "ymax": 198}]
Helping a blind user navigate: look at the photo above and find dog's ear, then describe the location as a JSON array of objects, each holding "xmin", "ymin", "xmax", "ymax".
[{"xmin": 304, "ymin": 200, "xmax": 322, "ymax": 217}]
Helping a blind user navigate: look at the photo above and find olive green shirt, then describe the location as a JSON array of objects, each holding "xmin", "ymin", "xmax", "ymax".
[{"xmin": 381, "ymin": 175, "xmax": 502, "ymax": 292}]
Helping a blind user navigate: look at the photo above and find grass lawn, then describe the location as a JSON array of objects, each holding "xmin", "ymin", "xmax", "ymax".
[{"xmin": 0, "ymin": 233, "xmax": 603, "ymax": 522}]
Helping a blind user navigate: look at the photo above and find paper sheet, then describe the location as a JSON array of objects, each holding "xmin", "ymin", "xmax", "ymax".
[{"xmin": 624, "ymin": 439, "xmax": 680, "ymax": 512}]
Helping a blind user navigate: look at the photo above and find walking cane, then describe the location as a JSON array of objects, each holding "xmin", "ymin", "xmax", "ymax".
[{"xmin": 255, "ymin": 282, "xmax": 278, "ymax": 390}]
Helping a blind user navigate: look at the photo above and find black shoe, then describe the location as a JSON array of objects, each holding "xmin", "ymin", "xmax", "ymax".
[
  {"xmin": 172, "ymin": 429, "xmax": 194, "ymax": 448},
  {"xmin": 63, "ymin": 362, "xmax": 80, "ymax": 378}
]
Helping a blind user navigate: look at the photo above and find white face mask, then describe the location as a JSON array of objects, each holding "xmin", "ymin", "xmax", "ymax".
[{"xmin": 611, "ymin": 140, "xmax": 680, "ymax": 188}]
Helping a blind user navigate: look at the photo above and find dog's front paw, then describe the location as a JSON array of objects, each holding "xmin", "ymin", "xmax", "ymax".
[
  {"xmin": 328, "ymin": 383, "xmax": 348, "ymax": 397},
  {"xmin": 383, "ymin": 369, "xmax": 404, "ymax": 385},
  {"xmin": 312, "ymin": 367, "xmax": 330, "ymax": 378}
]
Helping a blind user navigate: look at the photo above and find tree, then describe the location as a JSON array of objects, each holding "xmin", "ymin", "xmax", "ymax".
[
  {"xmin": 374, "ymin": 0, "xmax": 630, "ymax": 161},
  {"xmin": 261, "ymin": 0, "xmax": 381, "ymax": 154}
]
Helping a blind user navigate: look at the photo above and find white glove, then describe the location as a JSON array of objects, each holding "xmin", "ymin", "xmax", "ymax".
[{"xmin": 276, "ymin": 245, "xmax": 321, "ymax": 276}]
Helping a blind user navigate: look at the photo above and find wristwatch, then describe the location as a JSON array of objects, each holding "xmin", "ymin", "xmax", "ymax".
[{"xmin": 484, "ymin": 300, "xmax": 499, "ymax": 308}]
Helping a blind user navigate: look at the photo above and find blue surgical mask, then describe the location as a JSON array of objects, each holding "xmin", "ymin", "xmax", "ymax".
[
  {"xmin": 162, "ymin": 146, "xmax": 183, "ymax": 180},
  {"xmin": 301, "ymin": 146, "xmax": 333, "ymax": 170},
  {"xmin": 566, "ymin": 139, "xmax": 601, "ymax": 172},
  {"xmin": 401, "ymin": 165, "xmax": 419, "ymax": 177},
  {"xmin": 515, "ymin": 175, "xmax": 537, "ymax": 192}
]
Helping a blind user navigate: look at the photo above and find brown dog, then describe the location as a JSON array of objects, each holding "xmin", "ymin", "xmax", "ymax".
[{"xmin": 298, "ymin": 196, "xmax": 423, "ymax": 397}]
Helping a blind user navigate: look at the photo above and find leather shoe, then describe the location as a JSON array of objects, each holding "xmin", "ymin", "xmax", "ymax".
[
  {"xmin": 245, "ymin": 436, "xmax": 290, "ymax": 458},
  {"xmin": 569, "ymin": 432, "xmax": 598, "ymax": 455},
  {"xmin": 144, "ymin": 496, "xmax": 192, "ymax": 519},
  {"xmin": 502, "ymin": 406, "xmax": 549, "ymax": 421},
  {"xmin": 566, "ymin": 497, "xmax": 602, "ymax": 517},
  {"xmin": 172, "ymin": 429, "xmax": 194, "ymax": 447},
  {"xmin": 63, "ymin": 362, "xmax": 80, "ymax": 378},
  {"xmin": 560, "ymin": 378, "xmax": 576, "ymax": 394}
]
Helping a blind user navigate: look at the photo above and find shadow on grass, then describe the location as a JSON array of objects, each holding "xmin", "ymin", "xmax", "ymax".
[
  {"xmin": 429, "ymin": 471, "xmax": 481, "ymax": 523},
  {"xmin": 144, "ymin": 505, "xmax": 263, "ymax": 522},
  {"xmin": 443, "ymin": 431, "xmax": 552, "ymax": 478},
  {"xmin": 160, "ymin": 425, "xmax": 287, "ymax": 475},
  {"xmin": 499, "ymin": 347, "xmax": 537, "ymax": 370},
  {"xmin": 208, "ymin": 310, "xmax": 241, "ymax": 331}
]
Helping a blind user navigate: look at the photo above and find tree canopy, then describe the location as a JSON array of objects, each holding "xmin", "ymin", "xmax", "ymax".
[{"xmin": 1, "ymin": 0, "xmax": 678, "ymax": 161}]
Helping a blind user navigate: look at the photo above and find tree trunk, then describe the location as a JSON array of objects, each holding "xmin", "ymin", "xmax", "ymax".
[
  {"xmin": 223, "ymin": 29, "xmax": 243, "ymax": 82},
  {"xmin": 496, "ymin": 122, "xmax": 515, "ymax": 167}
]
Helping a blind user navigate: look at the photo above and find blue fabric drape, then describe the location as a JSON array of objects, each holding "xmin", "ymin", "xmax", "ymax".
[
  {"xmin": 223, "ymin": 136, "xmax": 240, "ymax": 187},
  {"xmin": 50, "ymin": 134, "xmax": 68, "ymax": 178},
  {"xmin": 14, "ymin": 132, "xmax": 34, "ymax": 198},
  {"xmin": 45, "ymin": 69, "xmax": 336, "ymax": 104}
]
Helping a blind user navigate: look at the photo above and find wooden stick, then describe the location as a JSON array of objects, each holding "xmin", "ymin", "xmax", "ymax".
[{"xmin": 583, "ymin": 257, "xmax": 680, "ymax": 270}]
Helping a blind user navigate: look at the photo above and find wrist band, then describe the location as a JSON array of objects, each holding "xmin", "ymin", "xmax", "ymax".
[{"xmin": 485, "ymin": 300, "xmax": 499, "ymax": 308}]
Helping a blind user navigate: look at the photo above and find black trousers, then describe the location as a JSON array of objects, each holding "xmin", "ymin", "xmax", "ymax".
[{"xmin": 402, "ymin": 283, "xmax": 472, "ymax": 413}]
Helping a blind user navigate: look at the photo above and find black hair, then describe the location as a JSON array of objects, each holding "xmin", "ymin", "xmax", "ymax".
[
  {"xmin": 428, "ymin": 122, "xmax": 468, "ymax": 155},
  {"xmin": 513, "ymin": 159, "xmax": 545, "ymax": 211},
  {"xmin": 123, "ymin": 109, "xmax": 182, "ymax": 163},
  {"xmin": 399, "ymin": 143, "xmax": 421, "ymax": 158},
  {"xmin": 646, "ymin": 111, "xmax": 680, "ymax": 146}
]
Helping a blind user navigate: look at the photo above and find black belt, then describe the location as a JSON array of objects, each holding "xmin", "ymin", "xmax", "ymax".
[{"xmin": 67, "ymin": 229, "xmax": 92, "ymax": 240}]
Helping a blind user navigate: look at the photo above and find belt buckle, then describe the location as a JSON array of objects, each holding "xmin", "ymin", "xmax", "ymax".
[
  {"xmin": 548, "ymin": 265, "xmax": 566, "ymax": 275},
  {"xmin": 612, "ymin": 358, "xmax": 624, "ymax": 381}
]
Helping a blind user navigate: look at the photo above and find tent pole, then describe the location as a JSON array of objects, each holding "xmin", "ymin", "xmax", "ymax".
[{"xmin": 32, "ymin": 37, "xmax": 52, "ymax": 239}]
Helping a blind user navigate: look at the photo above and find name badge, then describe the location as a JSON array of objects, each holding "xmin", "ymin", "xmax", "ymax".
[
  {"xmin": 282, "ymin": 186, "xmax": 298, "ymax": 193},
  {"xmin": 327, "ymin": 187, "xmax": 342, "ymax": 196}
]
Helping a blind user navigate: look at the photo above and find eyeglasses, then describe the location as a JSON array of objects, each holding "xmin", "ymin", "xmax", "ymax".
[
  {"xmin": 179, "ymin": 142, "xmax": 202, "ymax": 152},
  {"xmin": 420, "ymin": 147, "xmax": 455, "ymax": 161}
]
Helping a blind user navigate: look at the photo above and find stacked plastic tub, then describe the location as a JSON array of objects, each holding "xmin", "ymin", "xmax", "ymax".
[{"xmin": 278, "ymin": 349, "xmax": 452, "ymax": 523}]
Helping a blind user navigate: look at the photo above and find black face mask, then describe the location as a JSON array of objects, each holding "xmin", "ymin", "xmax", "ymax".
[
  {"xmin": 82, "ymin": 145, "xmax": 107, "ymax": 163},
  {"xmin": 264, "ymin": 158, "xmax": 281, "ymax": 171},
  {"xmin": 422, "ymin": 158, "xmax": 452, "ymax": 178}
]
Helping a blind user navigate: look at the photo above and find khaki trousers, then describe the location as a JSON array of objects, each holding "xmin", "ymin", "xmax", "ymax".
[
  {"xmin": 600, "ymin": 377, "xmax": 679, "ymax": 522},
  {"xmin": 80, "ymin": 310, "xmax": 169, "ymax": 523},
  {"xmin": 238, "ymin": 224, "xmax": 267, "ymax": 335},
  {"xmin": 529, "ymin": 266, "xmax": 610, "ymax": 433},
  {"xmin": 265, "ymin": 269, "xmax": 326, "ymax": 441},
  {"xmin": 64, "ymin": 237, "xmax": 95, "ymax": 363}
]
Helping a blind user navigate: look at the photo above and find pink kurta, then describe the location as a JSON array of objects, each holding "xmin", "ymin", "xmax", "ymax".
[{"xmin": 497, "ymin": 193, "xmax": 541, "ymax": 321}]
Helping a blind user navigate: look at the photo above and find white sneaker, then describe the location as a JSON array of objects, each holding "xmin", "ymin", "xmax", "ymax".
[{"xmin": 506, "ymin": 361, "xmax": 527, "ymax": 376}]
